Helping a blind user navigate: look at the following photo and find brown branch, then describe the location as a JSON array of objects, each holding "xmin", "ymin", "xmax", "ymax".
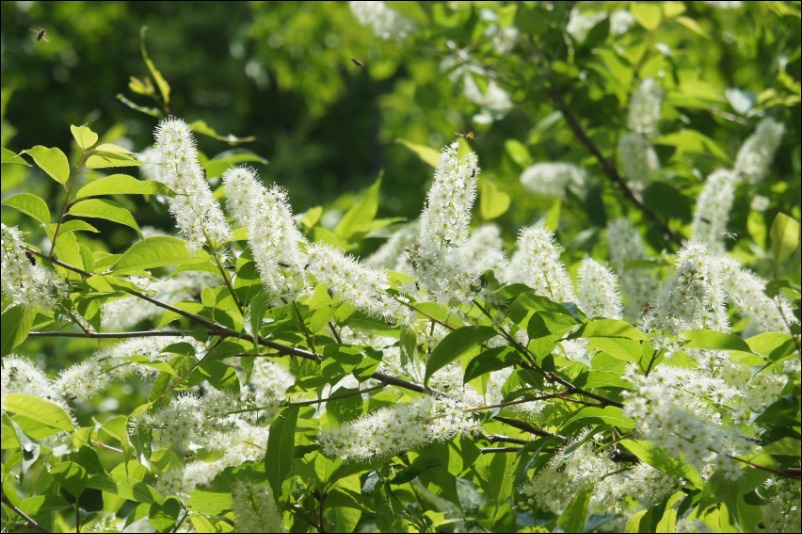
[
  {"xmin": 495, "ymin": 416, "xmax": 566, "ymax": 442},
  {"xmin": 528, "ymin": 37, "xmax": 685, "ymax": 249},
  {"xmin": 481, "ymin": 447, "xmax": 522, "ymax": 454},
  {"xmin": 1, "ymin": 495, "xmax": 50, "ymax": 533},
  {"xmin": 27, "ymin": 248, "xmax": 321, "ymax": 362},
  {"xmin": 28, "ymin": 330, "xmax": 188, "ymax": 339}
]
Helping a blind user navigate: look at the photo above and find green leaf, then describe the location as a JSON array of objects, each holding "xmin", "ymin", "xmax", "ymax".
[
  {"xmin": 572, "ymin": 318, "xmax": 647, "ymax": 340},
  {"xmin": 67, "ymin": 199, "xmax": 140, "ymax": 233},
  {"xmin": 47, "ymin": 220, "xmax": 100, "ymax": 235},
  {"xmin": 567, "ymin": 406, "xmax": 635, "ymax": 431},
  {"xmin": 425, "ymin": 326, "xmax": 497, "ymax": 386},
  {"xmin": 770, "ymin": 212, "xmax": 800, "ymax": 264},
  {"xmin": 4, "ymin": 393, "xmax": 74, "ymax": 432},
  {"xmin": 140, "ymin": 27, "xmax": 171, "ymax": 108},
  {"xmin": 112, "ymin": 236, "xmax": 208, "ymax": 274},
  {"xmin": 267, "ymin": 406, "xmax": 298, "ymax": 503},
  {"xmin": 1, "ymin": 147, "xmax": 31, "ymax": 166},
  {"xmin": 70, "ymin": 125, "xmax": 99, "ymax": 150},
  {"xmin": 673, "ymin": 15, "xmax": 709, "ymax": 39},
  {"xmin": 23, "ymin": 145, "xmax": 70, "ymax": 185},
  {"xmin": 50, "ymin": 462, "xmax": 88, "ymax": 498},
  {"xmin": 336, "ymin": 177, "xmax": 381, "ymax": 239},
  {"xmin": 85, "ymin": 144, "xmax": 140, "ymax": 169},
  {"xmin": 396, "ymin": 139, "xmax": 440, "ymax": 167},
  {"xmin": 150, "ymin": 496, "xmax": 182, "ymax": 531},
  {"xmin": 681, "ymin": 329, "xmax": 753, "ymax": 353},
  {"xmin": 249, "ymin": 292, "xmax": 271, "ymax": 355},
  {"xmin": 480, "ymin": 178, "xmax": 510, "ymax": 220},
  {"xmin": 116, "ymin": 93, "xmax": 161, "ymax": 118},
  {"xmin": 464, "ymin": 347, "xmax": 520, "ymax": 383},
  {"xmin": 2, "ymin": 193, "xmax": 50, "ymax": 225},
  {"xmin": 75, "ymin": 174, "xmax": 173, "ymax": 199},
  {"xmin": 557, "ymin": 483, "xmax": 594, "ymax": 532},
  {"xmin": 1, "ymin": 305, "xmax": 36, "ymax": 357},
  {"xmin": 631, "ymin": 2, "xmax": 663, "ymax": 30},
  {"xmin": 191, "ymin": 120, "xmax": 255, "ymax": 144}
]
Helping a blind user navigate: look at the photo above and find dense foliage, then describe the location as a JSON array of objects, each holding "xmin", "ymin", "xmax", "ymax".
[{"xmin": 1, "ymin": 2, "xmax": 800, "ymax": 533}]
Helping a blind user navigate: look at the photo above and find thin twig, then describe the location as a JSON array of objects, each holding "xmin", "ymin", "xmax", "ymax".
[
  {"xmin": 495, "ymin": 416, "xmax": 566, "ymax": 442},
  {"xmin": 528, "ymin": 36, "xmax": 685, "ymax": 249},
  {"xmin": 481, "ymin": 447, "xmax": 522, "ymax": 454},
  {"xmin": 486, "ymin": 434, "xmax": 530, "ymax": 445},
  {"xmin": 26, "ymin": 248, "xmax": 321, "ymax": 362},
  {"xmin": 28, "ymin": 330, "xmax": 188, "ymax": 339},
  {"xmin": 0, "ymin": 495, "xmax": 50, "ymax": 533}
]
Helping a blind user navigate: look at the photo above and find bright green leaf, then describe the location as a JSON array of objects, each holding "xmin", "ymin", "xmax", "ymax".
[
  {"xmin": 1, "ymin": 147, "xmax": 31, "ymax": 166},
  {"xmin": 112, "ymin": 236, "xmax": 208, "ymax": 274},
  {"xmin": 2, "ymin": 193, "xmax": 50, "ymax": 225},
  {"xmin": 557, "ymin": 483, "xmax": 594, "ymax": 532},
  {"xmin": 396, "ymin": 139, "xmax": 440, "ymax": 167},
  {"xmin": 67, "ymin": 199, "xmax": 140, "ymax": 233},
  {"xmin": 425, "ymin": 326, "xmax": 497, "ymax": 386},
  {"xmin": 480, "ymin": 179, "xmax": 510, "ymax": 220},
  {"xmin": 681, "ymin": 329, "xmax": 753, "ymax": 353},
  {"xmin": 573, "ymin": 318, "xmax": 647, "ymax": 340},
  {"xmin": 75, "ymin": 174, "xmax": 173, "ymax": 199},
  {"xmin": 191, "ymin": 120, "xmax": 255, "ymax": 144},
  {"xmin": 23, "ymin": 145, "xmax": 70, "ymax": 185},
  {"xmin": 631, "ymin": 2, "xmax": 663, "ymax": 30},
  {"xmin": 4, "ymin": 393, "xmax": 74, "ymax": 432},
  {"xmin": 267, "ymin": 406, "xmax": 298, "ymax": 503},
  {"xmin": 336, "ymin": 177, "xmax": 381, "ymax": 239},
  {"xmin": 140, "ymin": 27, "xmax": 171, "ymax": 107},
  {"xmin": 770, "ymin": 212, "xmax": 800, "ymax": 264},
  {"xmin": 70, "ymin": 125, "xmax": 99, "ymax": 150},
  {"xmin": 1, "ymin": 305, "xmax": 36, "ymax": 357}
]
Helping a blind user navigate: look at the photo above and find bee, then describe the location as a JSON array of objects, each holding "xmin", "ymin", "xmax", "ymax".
[
  {"xmin": 25, "ymin": 250, "xmax": 37, "ymax": 265},
  {"xmin": 30, "ymin": 28, "xmax": 48, "ymax": 42},
  {"xmin": 351, "ymin": 58, "xmax": 365, "ymax": 68},
  {"xmin": 455, "ymin": 131, "xmax": 475, "ymax": 141},
  {"xmin": 640, "ymin": 303, "xmax": 653, "ymax": 316}
]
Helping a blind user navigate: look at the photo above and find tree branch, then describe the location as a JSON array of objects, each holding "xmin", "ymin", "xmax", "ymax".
[
  {"xmin": 528, "ymin": 37, "xmax": 685, "ymax": 249},
  {"xmin": 27, "ymin": 248, "xmax": 321, "ymax": 362}
]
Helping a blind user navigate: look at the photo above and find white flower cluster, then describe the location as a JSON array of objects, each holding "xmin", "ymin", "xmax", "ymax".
[
  {"xmin": 691, "ymin": 119, "xmax": 784, "ymax": 250},
  {"xmin": 520, "ymin": 162, "xmax": 588, "ymax": 199},
  {"xmin": 55, "ymin": 336, "xmax": 197, "ymax": 401},
  {"xmin": 505, "ymin": 223, "xmax": 577, "ymax": 304},
  {"xmin": 348, "ymin": 1, "xmax": 414, "ymax": 41},
  {"xmin": 690, "ymin": 169, "xmax": 737, "ymax": 253},
  {"xmin": 617, "ymin": 77, "xmax": 663, "ymax": 190},
  {"xmin": 319, "ymin": 396, "xmax": 477, "ymax": 462},
  {"xmin": 735, "ymin": 118, "xmax": 785, "ymax": 184},
  {"xmin": 462, "ymin": 224, "xmax": 507, "ymax": 275},
  {"xmin": 618, "ymin": 132, "xmax": 660, "ymax": 190},
  {"xmin": 628, "ymin": 78, "xmax": 663, "ymax": 140},
  {"xmin": 577, "ymin": 257, "xmax": 624, "ymax": 319},
  {"xmin": 642, "ymin": 242, "xmax": 729, "ymax": 334},
  {"xmin": 756, "ymin": 479, "xmax": 801, "ymax": 533},
  {"xmin": 2, "ymin": 354, "xmax": 68, "ymax": 411},
  {"xmin": 223, "ymin": 166, "xmax": 308, "ymax": 306},
  {"xmin": 717, "ymin": 256, "xmax": 798, "ymax": 334},
  {"xmin": 408, "ymin": 143, "xmax": 481, "ymax": 304},
  {"xmin": 1, "ymin": 223, "xmax": 63, "ymax": 311},
  {"xmin": 365, "ymin": 221, "xmax": 419, "ymax": 271},
  {"xmin": 307, "ymin": 243, "xmax": 399, "ymax": 319},
  {"xmin": 520, "ymin": 433, "xmax": 675, "ymax": 516},
  {"xmin": 623, "ymin": 364, "xmax": 751, "ymax": 481},
  {"xmin": 518, "ymin": 435, "xmax": 616, "ymax": 515},
  {"xmin": 151, "ymin": 118, "xmax": 231, "ymax": 251},
  {"xmin": 232, "ymin": 482, "xmax": 285, "ymax": 533},
  {"xmin": 566, "ymin": 8, "xmax": 635, "ymax": 42},
  {"xmin": 606, "ymin": 219, "xmax": 660, "ymax": 320}
]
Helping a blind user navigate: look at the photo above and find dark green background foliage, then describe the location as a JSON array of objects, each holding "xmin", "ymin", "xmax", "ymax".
[{"xmin": 3, "ymin": 2, "xmax": 799, "ymax": 247}]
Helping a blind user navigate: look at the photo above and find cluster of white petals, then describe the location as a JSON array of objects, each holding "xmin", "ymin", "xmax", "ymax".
[
  {"xmin": 348, "ymin": 1, "xmax": 414, "ymax": 41},
  {"xmin": 151, "ymin": 118, "xmax": 231, "ymax": 251},
  {"xmin": 505, "ymin": 223, "xmax": 577, "ymax": 304},
  {"xmin": 628, "ymin": 78, "xmax": 663, "ymax": 140},
  {"xmin": 735, "ymin": 117, "xmax": 785, "ymax": 184},
  {"xmin": 690, "ymin": 169, "xmax": 737, "ymax": 253},
  {"xmin": 577, "ymin": 257, "xmax": 623, "ymax": 319},
  {"xmin": 224, "ymin": 166, "xmax": 308, "ymax": 306},
  {"xmin": 618, "ymin": 132, "xmax": 659, "ymax": 190},
  {"xmin": 520, "ymin": 162, "xmax": 587, "ymax": 199},
  {"xmin": 232, "ymin": 482, "xmax": 285, "ymax": 533},
  {"xmin": 1, "ymin": 223, "xmax": 64, "ymax": 310}
]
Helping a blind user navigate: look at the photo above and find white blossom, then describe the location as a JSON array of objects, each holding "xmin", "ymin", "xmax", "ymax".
[
  {"xmin": 618, "ymin": 132, "xmax": 660, "ymax": 190},
  {"xmin": 520, "ymin": 162, "xmax": 588, "ymax": 199},
  {"xmin": 151, "ymin": 118, "xmax": 231, "ymax": 251},
  {"xmin": 2, "ymin": 224, "xmax": 64, "ymax": 311},
  {"xmin": 577, "ymin": 257, "xmax": 623, "ymax": 319},
  {"xmin": 734, "ymin": 118, "xmax": 784, "ymax": 184},
  {"xmin": 606, "ymin": 219, "xmax": 659, "ymax": 320},
  {"xmin": 232, "ymin": 482, "xmax": 284, "ymax": 533},
  {"xmin": 223, "ymin": 166, "xmax": 308, "ymax": 306},
  {"xmin": 505, "ymin": 223, "xmax": 577, "ymax": 304},
  {"xmin": 349, "ymin": 1, "xmax": 414, "ymax": 41},
  {"xmin": 690, "ymin": 169, "xmax": 737, "ymax": 253},
  {"xmin": 628, "ymin": 78, "xmax": 663, "ymax": 140}
]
